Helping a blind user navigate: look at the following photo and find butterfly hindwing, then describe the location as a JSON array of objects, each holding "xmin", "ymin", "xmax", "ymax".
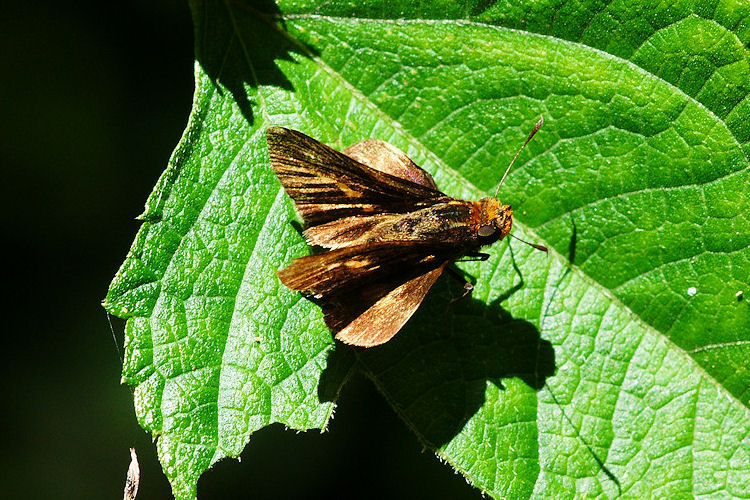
[
  {"xmin": 330, "ymin": 267, "xmax": 444, "ymax": 347},
  {"xmin": 343, "ymin": 138, "xmax": 438, "ymax": 189}
]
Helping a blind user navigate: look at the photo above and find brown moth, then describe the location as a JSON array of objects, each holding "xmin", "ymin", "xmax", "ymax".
[{"xmin": 266, "ymin": 118, "xmax": 545, "ymax": 347}]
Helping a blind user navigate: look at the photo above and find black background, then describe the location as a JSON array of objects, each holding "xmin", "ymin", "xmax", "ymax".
[{"xmin": 1, "ymin": 2, "xmax": 483, "ymax": 498}]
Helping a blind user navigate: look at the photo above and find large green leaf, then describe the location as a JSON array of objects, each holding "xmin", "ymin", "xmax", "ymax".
[{"xmin": 104, "ymin": 0, "xmax": 750, "ymax": 498}]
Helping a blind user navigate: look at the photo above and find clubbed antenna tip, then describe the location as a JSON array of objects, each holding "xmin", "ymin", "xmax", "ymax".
[
  {"xmin": 494, "ymin": 115, "xmax": 544, "ymax": 199},
  {"xmin": 510, "ymin": 233, "xmax": 548, "ymax": 254}
]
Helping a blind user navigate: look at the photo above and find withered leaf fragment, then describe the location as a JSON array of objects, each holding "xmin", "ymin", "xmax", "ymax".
[{"xmin": 267, "ymin": 120, "xmax": 543, "ymax": 347}]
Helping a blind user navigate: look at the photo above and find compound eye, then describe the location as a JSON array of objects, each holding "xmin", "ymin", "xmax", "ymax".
[{"xmin": 478, "ymin": 224, "xmax": 496, "ymax": 237}]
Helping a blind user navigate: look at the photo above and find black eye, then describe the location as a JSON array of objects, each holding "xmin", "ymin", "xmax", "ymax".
[{"xmin": 478, "ymin": 224, "xmax": 496, "ymax": 237}]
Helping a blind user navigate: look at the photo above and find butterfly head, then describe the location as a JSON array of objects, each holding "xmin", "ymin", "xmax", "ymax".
[
  {"xmin": 476, "ymin": 197, "xmax": 513, "ymax": 242},
  {"xmin": 477, "ymin": 116, "xmax": 542, "ymax": 245}
]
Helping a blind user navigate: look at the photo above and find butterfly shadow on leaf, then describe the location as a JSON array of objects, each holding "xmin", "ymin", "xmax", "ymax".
[
  {"xmin": 318, "ymin": 277, "xmax": 556, "ymax": 449},
  {"xmin": 196, "ymin": 0, "xmax": 320, "ymax": 125}
]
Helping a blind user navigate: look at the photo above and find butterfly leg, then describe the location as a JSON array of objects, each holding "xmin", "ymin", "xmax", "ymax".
[
  {"xmin": 443, "ymin": 266, "xmax": 475, "ymax": 337},
  {"xmin": 455, "ymin": 252, "xmax": 490, "ymax": 262},
  {"xmin": 445, "ymin": 265, "xmax": 474, "ymax": 297},
  {"xmin": 494, "ymin": 239, "xmax": 525, "ymax": 304}
]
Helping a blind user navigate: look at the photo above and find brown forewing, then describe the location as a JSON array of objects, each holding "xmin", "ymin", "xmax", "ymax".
[
  {"xmin": 266, "ymin": 127, "xmax": 444, "ymax": 224},
  {"xmin": 276, "ymin": 241, "xmax": 456, "ymax": 298},
  {"xmin": 302, "ymin": 213, "xmax": 399, "ymax": 249}
]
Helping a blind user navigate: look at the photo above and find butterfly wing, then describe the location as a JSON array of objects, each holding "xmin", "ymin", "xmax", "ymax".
[
  {"xmin": 277, "ymin": 241, "xmax": 450, "ymax": 297},
  {"xmin": 277, "ymin": 241, "xmax": 449, "ymax": 347},
  {"xmin": 266, "ymin": 127, "xmax": 444, "ymax": 224},
  {"xmin": 330, "ymin": 267, "xmax": 444, "ymax": 347},
  {"xmin": 302, "ymin": 200, "xmax": 475, "ymax": 250},
  {"xmin": 343, "ymin": 138, "xmax": 438, "ymax": 189}
]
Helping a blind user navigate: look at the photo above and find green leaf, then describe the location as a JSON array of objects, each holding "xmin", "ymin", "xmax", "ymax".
[{"xmin": 104, "ymin": 0, "xmax": 750, "ymax": 498}]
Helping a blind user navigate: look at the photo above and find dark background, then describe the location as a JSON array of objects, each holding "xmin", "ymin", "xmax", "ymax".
[{"xmin": 1, "ymin": 2, "xmax": 483, "ymax": 498}]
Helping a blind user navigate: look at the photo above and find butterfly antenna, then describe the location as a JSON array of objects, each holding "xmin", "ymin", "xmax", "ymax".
[
  {"xmin": 510, "ymin": 233, "xmax": 548, "ymax": 253},
  {"xmin": 494, "ymin": 115, "xmax": 544, "ymax": 199}
]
